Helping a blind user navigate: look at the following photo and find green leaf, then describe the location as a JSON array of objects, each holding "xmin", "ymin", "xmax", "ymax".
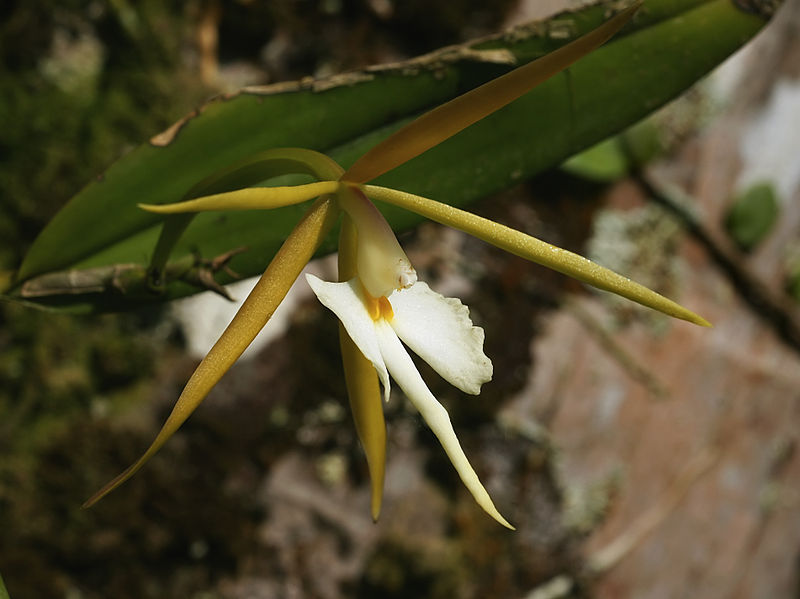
[
  {"xmin": 0, "ymin": 572, "xmax": 9, "ymax": 599},
  {"xmin": 725, "ymin": 181, "xmax": 780, "ymax": 252},
  {"xmin": 7, "ymin": 0, "xmax": 775, "ymax": 312},
  {"xmin": 561, "ymin": 118, "xmax": 663, "ymax": 182},
  {"xmin": 561, "ymin": 136, "xmax": 631, "ymax": 182}
]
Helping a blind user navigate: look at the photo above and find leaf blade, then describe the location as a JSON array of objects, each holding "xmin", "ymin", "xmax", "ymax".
[
  {"xmin": 341, "ymin": 2, "xmax": 641, "ymax": 184},
  {"xmin": 9, "ymin": 0, "xmax": 773, "ymax": 312}
]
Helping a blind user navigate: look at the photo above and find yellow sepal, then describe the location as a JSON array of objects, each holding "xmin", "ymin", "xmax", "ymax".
[
  {"xmin": 338, "ymin": 214, "xmax": 387, "ymax": 521},
  {"xmin": 342, "ymin": 3, "xmax": 640, "ymax": 184},
  {"xmin": 365, "ymin": 184, "xmax": 711, "ymax": 328},
  {"xmin": 84, "ymin": 197, "xmax": 340, "ymax": 507},
  {"xmin": 139, "ymin": 180, "xmax": 341, "ymax": 214}
]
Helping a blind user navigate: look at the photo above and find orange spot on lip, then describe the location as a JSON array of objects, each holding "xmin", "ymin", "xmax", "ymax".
[
  {"xmin": 378, "ymin": 296, "xmax": 394, "ymax": 321},
  {"xmin": 359, "ymin": 279, "xmax": 394, "ymax": 322},
  {"xmin": 364, "ymin": 295, "xmax": 380, "ymax": 320},
  {"xmin": 359, "ymin": 280, "xmax": 381, "ymax": 320}
]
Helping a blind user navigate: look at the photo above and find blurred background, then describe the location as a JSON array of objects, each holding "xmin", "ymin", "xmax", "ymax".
[{"xmin": 1, "ymin": 1, "xmax": 799, "ymax": 597}]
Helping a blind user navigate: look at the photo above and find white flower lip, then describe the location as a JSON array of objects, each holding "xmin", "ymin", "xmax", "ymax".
[
  {"xmin": 387, "ymin": 281, "xmax": 492, "ymax": 394},
  {"xmin": 306, "ymin": 273, "xmax": 512, "ymax": 529},
  {"xmin": 307, "ymin": 274, "xmax": 392, "ymax": 400}
]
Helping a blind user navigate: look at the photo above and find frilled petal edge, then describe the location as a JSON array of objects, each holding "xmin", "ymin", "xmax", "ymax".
[{"xmin": 388, "ymin": 281, "xmax": 492, "ymax": 395}]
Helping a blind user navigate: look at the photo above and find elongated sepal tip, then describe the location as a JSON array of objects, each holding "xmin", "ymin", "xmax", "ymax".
[
  {"xmin": 369, "ymin": 460, "xmax": 384, "ymax": 523},
  {"xmin": 82, "ymin": 495, "xmax": 102, "ymax": 509},
  {"xmin": 662, "ymin": 302, "xmax": 712, "ymax": 328},
  {"xmin": 497, "ymin": 516, "xmax": 516, "ymax": 531},
  {"xmin": 480, "ymin": 499, "xmax": 515, "ymax": 529},
  {"xmin": 138, "ymin": 202, "xmax": 169, "ymax": 213},
  {"xmin": 371, "ymin": 498, "xmax": 381, "ymax": 523},
  {"xmin": 81, "ymin": 463, "xmax": 141, "ymax": 508},
  {"xmin": 691, "ymin": 314, "xmax": 713, "ymax": 328}
]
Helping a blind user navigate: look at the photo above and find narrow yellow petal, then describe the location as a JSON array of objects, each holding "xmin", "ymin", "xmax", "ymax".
[
  {"xmin": 185, "ymin": 147, "xmax": 344, "ymax": 198},
  {"xmin": 139, "ymin": 181, "xmax": 341, "ymax": 214},
  {"xmin": 144, "ymin": 149, "xmax": 343, "ymax": 279},
  {"xmin": 365, "ymin": 185, "xmax": 711, "ymax": 328},
  {"xmin": 83, "ymin": 197, "xmax": 340, "ymax": 507},
  {"xmin": 338, "ymin": 215, "xmax": 386, "ymax": 521},
  {"xmin": 342, "ymin": 3, "xmax": 640, "ymax": 184},
  {"xmin": 339, "ymin": 325, "xmax": 386, "ymax": 521}
]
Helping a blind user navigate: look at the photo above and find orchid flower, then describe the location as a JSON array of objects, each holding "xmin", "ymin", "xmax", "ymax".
[
  {"xmin": 84, "ymin": 3, "xmax": 709, "ymax": 529},
  {"xmin": 308, "ymin": 184, "xmax": 510, "ymax": 527}
]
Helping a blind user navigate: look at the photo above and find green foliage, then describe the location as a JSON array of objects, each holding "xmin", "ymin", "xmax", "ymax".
[
  {"xmin": 0, "ymin": 1, "xmax": 209, "ymax": 271},
  {"xmin": 725, "ymin": 181, "xmax": 779, "ymax": 252},
  {"xmin": 0, "ymin": 302, "xmax": 164, "ymax": 597},
  {"xmin": 0, "ymin": 303, "xmax": 159, "ymax": 445},
  {"xmin": 561, "ymin": 136, "xmax": 632, "ymax": 182},
  {"xmin": 5, "ymin": 0, "xmax": 771, "ymax": 313},
  {"xmin": 560, "ymin": 106, "xmax": 675, "ymax": 183}
]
